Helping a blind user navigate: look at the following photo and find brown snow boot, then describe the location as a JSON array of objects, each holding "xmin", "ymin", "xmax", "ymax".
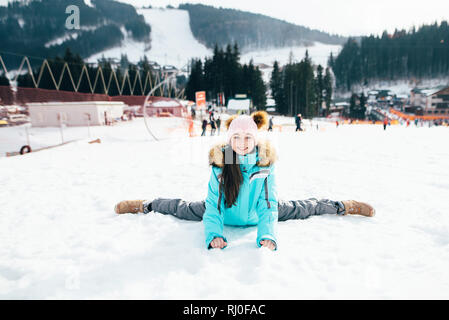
[
  {"xmin": 341, "ymin": 200, "xmax": 375, "ymax": 217},
  {"xmin": 114, "ymin": 200, "xmax": 145, "ymax": 214}
]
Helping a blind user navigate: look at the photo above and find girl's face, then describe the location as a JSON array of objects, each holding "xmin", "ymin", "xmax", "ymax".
[{"xmin": 230, "ymin": 133, "xmax": 256, "ymax": 156}]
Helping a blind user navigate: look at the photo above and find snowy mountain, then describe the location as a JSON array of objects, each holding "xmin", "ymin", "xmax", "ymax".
[
  {"xmin": 0, "ymin": 0, "xmax": 152, "ymax": 69},
  {"xmin": 86, "ymin": 8, "xmax": 211, "ymax": 70},
  {"xmin": 0, "ymin": 0, "xmax": 15, "ymax": 5},
  {"xmin": 1, "ymin": 1, "xmax": 342, "ymax": 72},
  {"xmin": 86, "ymin": 7, "xmax": 342, "ymax": 71}
]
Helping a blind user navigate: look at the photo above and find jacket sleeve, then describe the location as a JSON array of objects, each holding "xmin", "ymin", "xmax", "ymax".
[
  {"xmin": 256, "ymin": 165, "xmax": 279, "ymax": 250},
  {"xmin": 203, "ymin": 167, "xmax": 228, "ymax": 249}
]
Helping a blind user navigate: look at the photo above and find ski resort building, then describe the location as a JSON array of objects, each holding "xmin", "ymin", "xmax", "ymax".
[
  {"xmin": 425, "ymin": 86, "xmax": 449, "ymax": 115},
  {"xmin": 27, "ymin": 101, "xmax": 125, "ymax": 127},
  {"xmin": 227, "ymin": 95, "xmax": 253, "ymax": 114},
  {"xmin": 410, "ymin": 87, "xmax": 449, "ymax": 115}
]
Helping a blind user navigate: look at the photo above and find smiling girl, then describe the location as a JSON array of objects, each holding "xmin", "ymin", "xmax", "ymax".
[{"xmin": 114, "ymin": 112, "xmax": 375, "ymax": 251}]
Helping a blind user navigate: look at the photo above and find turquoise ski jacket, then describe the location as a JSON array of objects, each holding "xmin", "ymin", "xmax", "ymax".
[{"xmin": 203, "ymin": 139, "xmax": 279, "ymax": 250}]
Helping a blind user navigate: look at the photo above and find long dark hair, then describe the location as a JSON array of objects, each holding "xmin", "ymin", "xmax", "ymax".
[{"xmin": 220, "ymin": 146, "xmax": 243, "ymax": 208}]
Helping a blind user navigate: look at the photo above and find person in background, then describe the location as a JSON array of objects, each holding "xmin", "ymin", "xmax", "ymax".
[
  {"xmin": 295, "ymin": 114, "xmax": 302, "ymax": 131},
  {"xmin": 268, "ymin": 116, "xmax": 274, "ymax": 131},
  {"xmin": 210, "ymin": 116, "xmax": 217, "ymax": 136},
  {"xmin": 201, "ymin": 119, "xmax": 208, "ymax": 136},
  {"xmin": 216, "ymin": 116, "xmax": 222, "ymax": 135},
  {"xmin": 383, "ymin": 117, "xmax": 388, "ymax": 130}
]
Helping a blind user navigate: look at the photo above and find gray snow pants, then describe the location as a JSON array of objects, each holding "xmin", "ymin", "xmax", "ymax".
[{"xmin": 145, "ymin": 198, "xmax": 345, "ymax": 221}]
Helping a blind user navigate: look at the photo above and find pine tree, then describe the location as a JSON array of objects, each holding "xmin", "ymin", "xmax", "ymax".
[
  {"xmin": 251, "ymin": 66, "xmax": 267, "ymax": 109},
  {"xmin": 185, "ymin": 58, "xmax": 204, "ymax": 101},
  {"xmin": 323, "ymin": 67, "xmax": 333, "ymax": 116},
  {"xmin": 359, "ymin": 92, "xmax": 367, "ymax": 119},
  {"xmin": 349, "ymin": 93, "xmax": 358, "ymax": 118},
  {"xmin": 270, "ymin": 60, "xmax": 284, "ymax": 112},
  {"xmin": 316, "ymin": 65, "xmax": 324, "ymax": 115}
]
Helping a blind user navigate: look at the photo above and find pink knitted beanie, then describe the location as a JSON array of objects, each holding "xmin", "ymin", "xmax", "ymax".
[{"xmin": 227, "ymin": 115, "xmax": 258, "ymax": 143}]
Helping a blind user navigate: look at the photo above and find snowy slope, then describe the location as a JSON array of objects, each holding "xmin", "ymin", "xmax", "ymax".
[
  {"xmin": 241, "ymin": 42, "xmax": 341, "ymax": 69},
  {"xmin": 2, "ymin": 1, "xmax": 340, "ymax": 70},
  {"xmin": 85, "ymin": 7, "xmax": 341, "ymax": 70},
  {"xmin": 1, "ymin": 118, "xmax": 449, "ymax": 299},
  {"xmin": 241, "ymin": 42, "xmax": 341, "ymax": 84},
  {"xmin": 86, "ymin": 8, "xmax": 212, "ymax": 69}
]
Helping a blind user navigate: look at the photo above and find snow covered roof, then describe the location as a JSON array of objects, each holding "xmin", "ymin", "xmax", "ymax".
[
  {"xmin": 151, "ymin": 100, "xmax": 181, "ymax": 108},
  {"xmin": 424, "ymin": 88, "xmax": 446, "ymax": 96},
  {"xmin": 433, "ymin": 86, "xmax": 449, "ymax": 95},
  {"xmin": 266, "ymin": 98, "xmax": 276, "ymax": 107},
  {"xmin": 412, "ymin": 87, "xmax": 444, "ymax": 96},
  {"xmin": 26, "ymin": 101, "xmax": 125, "ymax": 107},
  {"xmin": 227, "ymin": 99, "xmax": 251, "ymax": 110}
]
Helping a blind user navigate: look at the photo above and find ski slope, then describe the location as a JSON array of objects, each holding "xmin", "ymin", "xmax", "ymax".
[
  {"xmin": 1, "ymin": 117, "xmax": 449, "ymax": 299},
  {"xmin": 86, "ymin": 8, "xmax": 212, "ymax": 69},
  {"xmin": 2, "ymin": 0, "xmax": 341, "ymax": 71},
  {"xmin": 85, "ymin": 7, "xmax": 341, "ymax": 71}
]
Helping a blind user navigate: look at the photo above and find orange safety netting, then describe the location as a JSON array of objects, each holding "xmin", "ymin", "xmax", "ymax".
[{"xmin": 389, "ymin": 108, "xmax": 449, "ymax": 121}]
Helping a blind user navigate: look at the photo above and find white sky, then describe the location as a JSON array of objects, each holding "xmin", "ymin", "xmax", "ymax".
[{"xmin": 113, "ymin": 0, "xmax": 449, "ymax": 37}]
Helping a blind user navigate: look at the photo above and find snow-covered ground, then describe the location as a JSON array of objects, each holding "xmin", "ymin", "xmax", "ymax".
[{"xmin": 1, "ymin": 117, "xmax": 449, "ymax": 299}]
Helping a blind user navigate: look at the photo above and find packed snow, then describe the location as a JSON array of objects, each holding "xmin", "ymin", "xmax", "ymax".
[{"xmin": 1, "ymin": 116, "xmax": 449, "ymax": 299}]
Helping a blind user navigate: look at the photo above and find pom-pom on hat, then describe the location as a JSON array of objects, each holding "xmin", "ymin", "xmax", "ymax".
[{"xmin": 225, "ymin": 111, "xmax": 268, "ymax": 130}]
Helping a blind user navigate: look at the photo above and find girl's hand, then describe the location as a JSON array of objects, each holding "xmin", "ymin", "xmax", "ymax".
[
  {"xmin": 210, "ymin": 237, "xmax": 227, "ymax": 249},
  {"xmin": 260, "ymin": 239, "xmax": 276, "ymax": 251}
]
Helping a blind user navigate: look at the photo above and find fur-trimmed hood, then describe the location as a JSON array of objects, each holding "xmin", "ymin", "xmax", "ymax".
[{"xmin": 208, "ymin": 139, "xmax": 277, "ymax": 168}]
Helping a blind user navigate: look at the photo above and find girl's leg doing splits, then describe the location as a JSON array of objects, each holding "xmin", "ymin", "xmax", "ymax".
[{"xmin": 144, "ymin": 198, "xmax": 346, "ymax": 221}]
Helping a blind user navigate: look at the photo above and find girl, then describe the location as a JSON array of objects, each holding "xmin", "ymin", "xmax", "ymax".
[{"xmin": 115, "ymin": 113, "xmax": 375, "ymax": 251}]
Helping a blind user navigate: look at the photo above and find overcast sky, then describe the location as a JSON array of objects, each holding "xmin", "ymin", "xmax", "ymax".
[{"xmin": 116, "ymin": 0, "xmax": 449, "ymax": 37}]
